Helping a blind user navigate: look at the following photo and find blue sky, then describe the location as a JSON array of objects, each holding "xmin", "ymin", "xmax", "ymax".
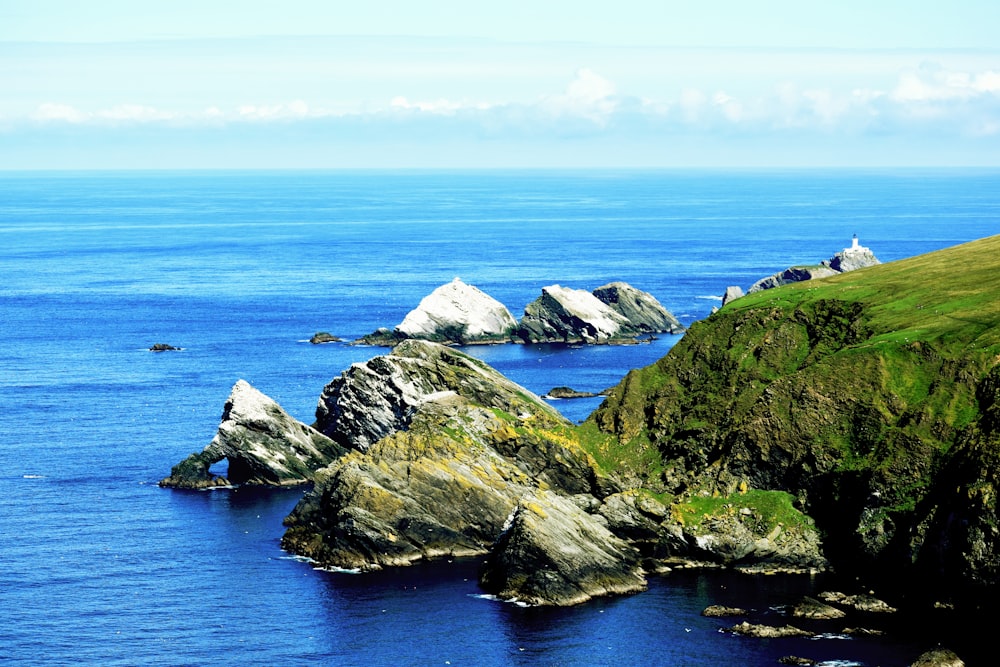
[{"xmin": 2, "ymin": 1, "xmax": 999, "ymax": 168}]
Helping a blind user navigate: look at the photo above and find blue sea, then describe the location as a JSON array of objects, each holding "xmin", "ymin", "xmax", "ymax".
[{"xmin": 2, "ymin": 169, "xmax": 998, "ymax": 666}]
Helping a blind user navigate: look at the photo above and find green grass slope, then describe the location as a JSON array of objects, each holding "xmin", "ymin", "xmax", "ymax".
[{"xmin": 586, "ymin": 235, "xmax": 1000, "ymax": 595}]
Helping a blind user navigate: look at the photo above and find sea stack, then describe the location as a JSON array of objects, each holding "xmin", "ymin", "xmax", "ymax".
[{"xmin": 360, "ymin": 277, "xmax": 517, "ymax": 345}]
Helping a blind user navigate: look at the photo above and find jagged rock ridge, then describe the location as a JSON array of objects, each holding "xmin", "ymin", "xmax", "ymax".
[{"xmin": 360, "ymin": 279, "xmax": 682, "ymax": 346}]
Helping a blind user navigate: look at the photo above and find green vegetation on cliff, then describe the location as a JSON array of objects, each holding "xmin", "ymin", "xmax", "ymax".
[{"xmin": 587, "ymin": 235, "xmax": 1000, "ymax": 594}]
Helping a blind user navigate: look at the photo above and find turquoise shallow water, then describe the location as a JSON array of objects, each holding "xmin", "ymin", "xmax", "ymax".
[{"xmin": 1, "ymin": 169, "xmax": 998, "ymax": 665}]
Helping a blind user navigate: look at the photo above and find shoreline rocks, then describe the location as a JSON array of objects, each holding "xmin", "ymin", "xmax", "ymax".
[{"xmin": 721, "ymin": 236, "xmax": 881, "ymax": 305}]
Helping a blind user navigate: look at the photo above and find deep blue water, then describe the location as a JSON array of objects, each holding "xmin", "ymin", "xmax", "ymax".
[{"xmin": 2, "ymin": 169, "xmax": 998, "ymax": 666}]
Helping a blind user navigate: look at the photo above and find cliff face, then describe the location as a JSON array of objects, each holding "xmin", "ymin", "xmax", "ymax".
[
  {"xmin": 313, "ymin": 338, "xmax": 566, "ymax": 452},
  {"xmin": 590, "ymin": 236, "xmax": 1000, "ymax": 597}
]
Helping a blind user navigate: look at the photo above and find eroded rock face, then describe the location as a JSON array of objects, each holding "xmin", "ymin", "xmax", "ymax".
[
  {"xmin": 314, "ymin": 339, "xmax": 565, "ymax": 452},
  {"xmin": 160, "ymin": 380, "xmax": 344, "ymax": 488},
  {"xmin": 478, "ymin": 492, "xmax": 647, "ymax": 606},
  {"xmin": 361, "ymin": 278, "xmax": 517, "ymax": 345},
  {"xmin": 282, "ymin": 394, "xmax": 605, "ymax": 576},
  {"xmin": 516, "ymin": 285, "xmax": 630, "ymax": 344},
  {"xmin": 592, "ymin": 282, "xmax": 683, "ymax": 334}
]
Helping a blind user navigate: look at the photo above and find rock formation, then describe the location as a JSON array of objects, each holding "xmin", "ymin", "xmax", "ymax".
[
  {"xmin": 310, "ymin": 332, "xmax": 341, "ymax": 344},
  {"xmin": 516, "ymin": 283, "xmax": 681, "ymax": 344},
  {"xmin": 910, "ymin": 648, "xmax": 965, "ymax": 667},
  {"xmin": 746, "ymin": 235, "xmax": 880, "ymax": 294},
  {"xmin": 478, "ymin": 492, "xmax": 647, "ymax": 606},
  {"xmin": 282, "ymin": 341, "xmax": 650, "ymax": 602},
  {"xmin": 313, "ymin": 338, "xmax": 565, "ymax": 452},
  {"xmin": 160, "ymin": 380, "xmax": 345, "ymax": 489},
  {"xmin": 592, "ymin": 282, "xmax": 683, "ymax": 334},
  {"xmin": 360, "ymin": 278, "xmax": 517, "ymax": 345},
  {"xmin": 720, "ymin": 286, "xmax": 744, "ymax": 308}
]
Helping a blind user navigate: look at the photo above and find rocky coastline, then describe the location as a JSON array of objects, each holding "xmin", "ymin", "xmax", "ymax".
[{"xmin": 159, "ymin": 236, "xmax": 1000, "ymax": 664}]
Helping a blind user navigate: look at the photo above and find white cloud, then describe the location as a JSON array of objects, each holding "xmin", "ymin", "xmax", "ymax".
[
  {"xmin": 891, "ymin": 65, "xmax": 1000, "ymax": 102},
  {"xmin": 540, "ymin": 68, "xmax": 618, "ymax": 124},
  {"xmin": 34, "ymin": 103, "xmax": 88, "ymax": 123}
]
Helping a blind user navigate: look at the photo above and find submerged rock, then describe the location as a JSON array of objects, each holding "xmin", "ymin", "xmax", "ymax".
[
  {"xmin": 160, "ymin": 380, "xmax": 345, "ymax": 488},
  {"xmin": 478, "ymin": 492, "xmax": 647, "ymax": 606},
  {"xmin": 360, "ymin": 278, "xmax": 517, "ymax": 345}
]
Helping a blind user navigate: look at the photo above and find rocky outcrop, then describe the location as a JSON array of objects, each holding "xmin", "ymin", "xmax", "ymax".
[
  {"xmin": 544, "ymin": 386, "xmax": 603, "ymax": 399},
  {"xmin": 313, "ymin": 338, "xmax": 566, "ymax": 452},
  {"xmin": 516, "ymin": 285, "xmax": 631, "ymax": 344},
  {"xmin": 149, "ymin": 343, "xmax": 181, "ymax": 351},
  {"xmin": 747, "ymin": 235, "xmax": 880, "ymax": 294},
  {"xmin": 283, "ymin": 341, "xmax": 643, "ymax": 595},
  {"xmin": 478, "ymin": 492, "xmax": 647, "ymax": 606},
  {"xmin": 360, "ymin": 278, "xmax": 517, "ymax": 345},
  {"xmin": 515, "ymin": 283, "xmax": 681, "ymax": 344},
  {"xmin": 721, "ymin": 286, "xmax": 744, "ymax": 307},
  {"xmin": 910, "ymin": 649, "xmax": 965, "ymax": 667},
  {"xmin": 702, "ymin": 605, "xmax": 749, "ymax": 617},
  {"xmin": 592, "ymin": 282, "xmax": 683, "ymax": 334},
  {"xmin": 728, "ymin": 622, "xmax": 812, "ymax": 638},
  {"xmin": 310, "ymin": 332, "xmax": 341, "ymax": 344},
  {"xmin": 748, "ymin": 265, "xmax": 839, "ymax": 293},
  {"xmin": 792, "ymin": 596, "xmax": 846, "ymax": 620},
  {"xmin": 159, "ymin": 380, "xmax": 345, "ymax": 489}
]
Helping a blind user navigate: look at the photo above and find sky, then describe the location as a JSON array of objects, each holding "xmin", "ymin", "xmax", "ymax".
[{"xmin": 1, "ymin": 0, "xmax": 999, "ymax": 169}]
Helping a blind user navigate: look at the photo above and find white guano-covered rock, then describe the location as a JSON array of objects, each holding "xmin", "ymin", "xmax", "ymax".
[
  {"xmin": 395, "ymin": 277, "xmax": 517, "ymax": 344},
  {"xmin": 516, "ymin": 285, "xmax": 631, "ymax": 344}
]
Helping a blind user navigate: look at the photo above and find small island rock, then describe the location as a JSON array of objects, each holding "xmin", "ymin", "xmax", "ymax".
[
  {"xmin": 360, "ymin": 278, "xmax": 517, "ymax": 345},
  {"xmin": 149, "ymin": 343, "xmax": 181, "ymax": 352},
  {"xmin": 159, "ymin": 380, "xmax": 345, "ymax": 488},
  {"xmin": 310, "ymin": 332, "xmax": 342, "ymax": 344},
  {"xmin": 592, "ymin": 281, "xmax": 683, "ymax": 334}
]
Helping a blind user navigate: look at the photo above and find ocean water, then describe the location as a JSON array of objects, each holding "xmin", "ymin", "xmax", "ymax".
[{"xmin": 1, "ymin": 169, "xmax": 998, "ymax": 666}]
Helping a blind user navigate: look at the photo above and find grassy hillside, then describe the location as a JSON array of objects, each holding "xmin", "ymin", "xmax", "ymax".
[{"xmin": 584, "ymin": 235, "xmax": 1000, "ymax": 593}]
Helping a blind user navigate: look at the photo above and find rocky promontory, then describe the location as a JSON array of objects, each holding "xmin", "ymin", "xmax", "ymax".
[
  {"xmin": 591, "ymin": 235, "xmax": 1000, "ymax": 602},
  {"xmin": 159, "ymin": 380, "xmax": 345, "ymax": 489},
  {"xmin": 721, "ymin": 236, "xmax": 881, "ymax": 306}
]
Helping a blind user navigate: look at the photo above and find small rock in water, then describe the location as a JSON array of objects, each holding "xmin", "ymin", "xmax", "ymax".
[
  {"xmin": 701, "ymin": 604, "xmax": 748, "ymax": 617},
  {"xmin": 149, "ymin": 343, "xmax": 180, "ymax": 352}
]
